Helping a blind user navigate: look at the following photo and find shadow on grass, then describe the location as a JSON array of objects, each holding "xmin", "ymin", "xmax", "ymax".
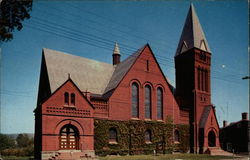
[{"xmin": 98, "ymin": 154, "xmax": 235, "ymax": 160}]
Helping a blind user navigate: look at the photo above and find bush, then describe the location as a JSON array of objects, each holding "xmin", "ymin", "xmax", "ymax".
[{"xmin": 0, "ymin": 134, "xmax": 15, "ymax": 151}]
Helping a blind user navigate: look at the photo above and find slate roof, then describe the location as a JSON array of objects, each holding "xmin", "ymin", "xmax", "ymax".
[
  {"xmin": 199, "ymin": 105, "xmax": 213, "ymax": 128},
  {"xmin": 175, "ymin": 4, "xmax": 211, "ymax": 56},
  {"xmin": 43, "ymin": 45, "xmax": 145, "ymax": 96}
]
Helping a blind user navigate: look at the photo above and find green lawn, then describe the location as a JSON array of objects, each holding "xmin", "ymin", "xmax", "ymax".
[
  {"xmin": 1, "ymin": 156, "xmax": 33, "ymax": 160},
  {"xmin": 98, "ymin": 154, "xmax": 236, "ymax": 160}
]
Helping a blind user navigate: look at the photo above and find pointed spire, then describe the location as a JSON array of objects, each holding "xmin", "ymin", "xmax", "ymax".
[
  {"xmin": 112, "ymin": 42, "xmax": 121, "ymax": 65},
  {"xmin": 113, "ymin": 42, "xmax": 120, "ymax": 55},
  {"xmin": 175, "ymin": 4, "xmax": 211, "ymax": 56}
]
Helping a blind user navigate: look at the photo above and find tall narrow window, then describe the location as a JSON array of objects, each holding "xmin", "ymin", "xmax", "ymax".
[
  {"xmin": 203, "ymin": 69, "xmax": 206, "ymax": 91},
  {"xmin": 71, "ymin": 93, "xmax": 75, "ymax": 106},
  {"xmin": 145, "ymin": 85, "xmax": 152, "ymax": 119},
  {"xmin": 201, "ymin": 69, "xmax": 204, "ymax": 91},
  {"xmin": 204, "ymin": 70, "xmax": 207, "ymax": 92},
  {"xmin": 197, "ymin": 68, "xmax": 200, "ymax": 90},
  {"xmin": 146, "ymin": 60, "xmax": 149, "ymax": 71},
  {"xmin": 109, "ymin": 128, "xmax": 117, "ymax": 143},
  {"xmin": 64, "ymin": 92, "xmax": 69, "ymax": 105},
  {"xmin": 132, "ymin": 83, "xmax": 139, "ymax": 118},
  {"xmin": 157, "ymin": 88, "xmax": 163, "ymax": 120}
]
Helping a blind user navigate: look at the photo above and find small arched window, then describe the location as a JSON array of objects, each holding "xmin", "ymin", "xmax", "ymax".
[
  {"xmin": 132, "ymin": 83, "xmax": 139, "ymax": 118},
  {"xmin": 109, "ymin": 128, "xmax": 117, "ymax": 143},
  {"xmin": 157, "ymin": 88, "xmax": 163, "ymax": 120},
  {"xmin": 144, "ymin": 85, "xmax": 152, "ymax": 119},
  {"xmin": 145, "ymin": 129, "xmax": 152, "ymax": 143},
  {"xmin": 174, "ymin": 130, "xmax": 180, "ymax": 142},
  {"xmin": 71, "ymin": 93, "xmax": 75, "ymax": 106},
  {"xmin": 64, "ymin": 92, "xmax": 69, "ymax": 105}
]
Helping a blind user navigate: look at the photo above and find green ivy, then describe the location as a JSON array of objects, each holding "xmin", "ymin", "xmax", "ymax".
[{"xmin": 94, "ymin": 119, "xmax": 189, "ymax": 156}]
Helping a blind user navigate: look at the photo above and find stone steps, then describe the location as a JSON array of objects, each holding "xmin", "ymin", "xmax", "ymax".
[{"xmin": 205, "ymin": 147, "xmax": 233, "ymax": 156}]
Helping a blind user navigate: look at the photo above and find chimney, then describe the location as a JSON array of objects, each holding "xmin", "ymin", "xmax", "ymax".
[
  {"xmin": 83, "ymin": 91, "xmax": 91, "ymax": 101},
  {"xmin": 112, "ymin": 42, "xmax": 121, "ymax": 65},
  {"xmin": 242, "ymin": 112, "xmax": 248, "ymax": 120},
  {"xmin": 223, "ymin": 120, "xmax": 228, "ymax": 127}
]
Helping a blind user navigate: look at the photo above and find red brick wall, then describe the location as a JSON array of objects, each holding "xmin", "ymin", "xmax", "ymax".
[
  {"xmin": 41, "ymin": 80, "xmax": 94, "ymax": 151},
  {"xmin": 108, "ymin": 46, "xmax": 182, "ymax": 124},
  {"xmin": 203, "ymin": 108, "xmax": 220, "ymax": 148}
]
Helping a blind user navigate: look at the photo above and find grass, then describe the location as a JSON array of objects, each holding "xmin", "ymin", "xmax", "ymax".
[
  {"xmin": 2, "ymin": 156, "xmax": 33, "ymax": 160},
  {"xmin": 98, "ymin": 154, "xmax": 235, "ymax": 160}
]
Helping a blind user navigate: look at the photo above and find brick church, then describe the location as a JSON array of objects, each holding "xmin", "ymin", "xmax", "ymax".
[{"xmin": 34, "ymin": 4, "xmax": 222, "ymax": 159}]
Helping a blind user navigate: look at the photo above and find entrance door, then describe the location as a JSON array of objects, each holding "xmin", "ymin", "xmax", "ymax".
[
  {"xmin": 60, "ymin": 124, "xmax": 79, "ymax": 150},
  {"xmin": 208, "ymin": 130, "xmax": 216, "ymax": 147}
]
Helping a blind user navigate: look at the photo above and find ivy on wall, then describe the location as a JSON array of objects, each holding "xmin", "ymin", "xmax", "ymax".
[{"xmin": 94, "ymin": 119, "xmax": 189, "ymax": 156}]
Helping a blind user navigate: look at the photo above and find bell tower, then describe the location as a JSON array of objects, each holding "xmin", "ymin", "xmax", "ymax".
[{"xmin": 175, "ymin": 4, "xmax": 212, "ymax": 153}]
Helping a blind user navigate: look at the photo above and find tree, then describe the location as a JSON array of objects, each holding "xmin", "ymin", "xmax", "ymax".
[
  {"xmin": 0, "ymin": 0, "xmax": 33, "ymax": 42},
  {"xmin": 0, "ymin": 134, "xmax": 15, "ymax": 151},
  {"xmin": 16, "ymin": 134, "xmax": 30, "ymax": 148}
]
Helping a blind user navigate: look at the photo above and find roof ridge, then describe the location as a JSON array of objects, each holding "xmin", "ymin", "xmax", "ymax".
[{"xmin": 43, "ymin": 48, "xmax": 113, "ymax": 67}]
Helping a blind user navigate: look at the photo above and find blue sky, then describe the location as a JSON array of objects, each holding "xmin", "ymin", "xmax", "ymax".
[{"xmin": 0, "ymin": 0, "xmax": 248, "ymax": 133}]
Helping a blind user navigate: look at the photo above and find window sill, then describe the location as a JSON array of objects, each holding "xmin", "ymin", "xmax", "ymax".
[
  {"xmin": 174, "ymin": 141, "xmax": 180, "ymax": 144},
  {"xmin": 109, "ymin": 141, "xmax": 118, "ymax": 144},
  {"xmin": 144, "ymin": 119, "xmax": 152, "ymax": 121},
  {"xmin": 63, "ymin": 106, "xmax": 76, "ymax": 110},
  {"xmin": 157, "ymin": 120, "xmax": 164, "ymax": 122},
  {"xmin": 131, "ymin": 118, "xmax": 140, "ymax": 120},
  {"xmin": 145, "ymin": 141, "xmax": 152, "ymax": 144}
]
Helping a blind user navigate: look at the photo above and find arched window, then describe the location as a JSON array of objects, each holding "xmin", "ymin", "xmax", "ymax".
[
  {"xmin": 201, "ymin": 68, "xmax": 204, "ymax": 91},
  {"xmin": 109, "ymin": 128, "xmax": 117, "ymax": 143},
  {"xmin": 64, "ymin": 92, "xmax": 69, "ymax": 105},
  {"xmin": 145, "ymin": 85, "xmax": 152, "ymax": 119},
  {"xmin": 132, "ymin": 83, "xmax": 139, "ymax": 118},
  {"xmin": 205, "ymin": 70, "xmax": 208, "ymax": 92},
  {"xmin": 197, "ymin": 67, "xmax": 201, "ymax": 90},
  {"xmin": 71, "ymin": 93, "xmax": 75, "ymax": 105},
  {"xmin": 145, "ymin": 129, "xmax": 152, "ymax": 143},
  {"xmin": 157, "ymin": 88, "xmax": 163, "ymax": 120},
  {"xmin": 174, "ymin": 130, "xmax": 180, "ymax": 142}
]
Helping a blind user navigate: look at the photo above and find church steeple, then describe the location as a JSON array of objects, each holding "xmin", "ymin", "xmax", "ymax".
[
  {"xmin": 175, "ymin": 4, "xmax": 211, "ymax": 56},
  {"xmin": 112, "ymin": 42, "xmax": 121, "ymax": 65}
]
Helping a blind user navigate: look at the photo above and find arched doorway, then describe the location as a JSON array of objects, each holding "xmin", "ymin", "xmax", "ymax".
[
  {"xmin": 208, "ymin": 130, "xmax": 216, "ymax": 147},
  {"xmin": 59, "ymin": 124, "xmax": 79, "ymax": 150}
]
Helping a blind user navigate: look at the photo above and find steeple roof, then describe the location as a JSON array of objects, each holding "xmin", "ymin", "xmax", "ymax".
[
  {"xmin": 113, "ymin": 42, "xmax": 120, "ymax": 55},
  {"xmin": 175, "ymin": 4, "xmax": 211, "ymax": 56}
]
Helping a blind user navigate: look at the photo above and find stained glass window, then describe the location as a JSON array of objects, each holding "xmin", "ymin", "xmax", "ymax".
[
  {"xmin": 157, "ymin": 88, "xmax": 163, "ymax": 120},
  {"xmin": 132, "ymin": 83, "xmax": 139, "ymax": 118},
  {"xmin": 145, "ymin": 85, "xmax": 151, "ymax": 119}
]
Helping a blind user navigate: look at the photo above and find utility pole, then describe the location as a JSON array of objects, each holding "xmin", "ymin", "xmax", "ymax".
[{"xmin": 242, "ymin": 75, "xmax": 250, "ymax": 155}]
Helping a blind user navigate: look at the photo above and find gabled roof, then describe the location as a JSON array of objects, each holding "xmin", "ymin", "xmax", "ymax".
[
  {"xmin": 199, "ymin": 105, "xmax": 219, "ymax": 128},
  {"xmin": 175, "ymin": 4, "xmax": 211, "ymax": 56},
  {"xmin": 199, "ymin": 105, "xmax": 212, "ymax": 128},
  {"xmin": 43, "ymin": 48, "xmax": 115, "ymax": 95},
  {"xmin": 43, "ymin": 45, "xmax": 145, "ymax": 96},
  {"xmin": 41, "ymin": 77, "xmax": 95, "ymax": 109}
]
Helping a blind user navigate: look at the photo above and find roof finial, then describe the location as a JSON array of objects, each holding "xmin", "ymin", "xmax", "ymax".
[
  {"xmin": 112, "ymin": 42, "xmax": 121, "ymax": 65},
  {"xmin": 113, "ymin": 42, "xmax": 120, "ymax": 55},
  {"xmin": 68, "ymin": 73, "xmax": 71, "ymax": 79}
]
